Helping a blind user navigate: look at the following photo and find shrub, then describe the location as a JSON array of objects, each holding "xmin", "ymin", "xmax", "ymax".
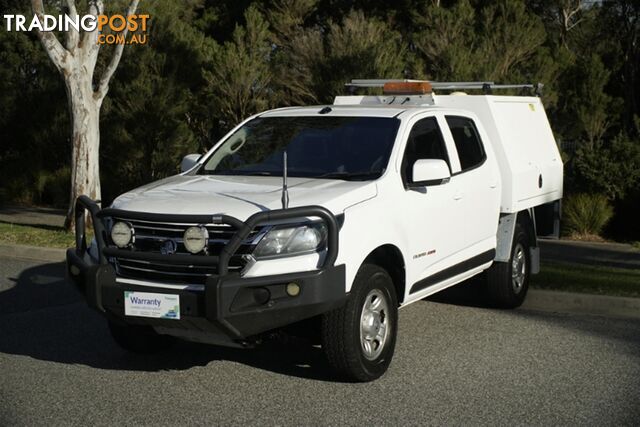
[
  {"xmin": 570, "ymin": 133, "xmax": 640, "ymax": 200},
  {"xmin": 563, "ymin": 193, "xmax": 614, "ymax": 239}
]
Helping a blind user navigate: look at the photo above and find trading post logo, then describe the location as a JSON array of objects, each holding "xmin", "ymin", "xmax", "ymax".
[{"xmin": 3, "ymin": 13, "xmax": 149, "ymax": 45}]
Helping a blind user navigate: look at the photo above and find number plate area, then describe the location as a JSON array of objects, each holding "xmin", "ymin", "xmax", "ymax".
[{"xmin": 124, "ymin": 291, "xmax": 180, "ymax": 320}]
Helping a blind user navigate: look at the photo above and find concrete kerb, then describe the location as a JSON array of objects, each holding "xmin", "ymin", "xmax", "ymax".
[{"xmin": 0, "ymin": 244, "xmax": 66, "ymax": 263}]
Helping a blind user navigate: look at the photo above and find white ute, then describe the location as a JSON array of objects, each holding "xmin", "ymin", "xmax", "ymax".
[{"xmin": 67, "ymin": 80, "xmax": 563, "ymax": 382}]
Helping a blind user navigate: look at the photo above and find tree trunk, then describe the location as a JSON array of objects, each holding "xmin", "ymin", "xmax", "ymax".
[
  {"xmin": 64, "ymin": 73, "xmax": 102, "ymax": 229},
  {"xmin": 30, "ymin": 0, "xmax": 141, "ymax": 231}
]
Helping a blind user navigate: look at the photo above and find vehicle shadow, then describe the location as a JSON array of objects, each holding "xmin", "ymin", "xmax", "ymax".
[
  {"xmin": 0, "ymin": 261, "xmax": 341, "ymax": 382},
  {"xmin": 424, "ymin": 274, "xmax": 495, "ymax": 309}
]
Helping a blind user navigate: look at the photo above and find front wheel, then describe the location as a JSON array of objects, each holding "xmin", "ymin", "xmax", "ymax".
[
  {"xmin": 487, "ymin": 222, "xmax": 531, "ymax": 308},
  {"xmin": 321, "ymin": 264, "xmax": 398, "ymax": 382}
]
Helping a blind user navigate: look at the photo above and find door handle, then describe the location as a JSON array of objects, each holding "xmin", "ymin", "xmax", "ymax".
[{"xmin": 453, "ymin": 192, "xmax": 463, "ymax": 201}]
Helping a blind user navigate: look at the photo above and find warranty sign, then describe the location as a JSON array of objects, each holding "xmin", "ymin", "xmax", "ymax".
[{"xmin": 124, "ymin": 291, "xmax": 180, "ymax": 320}]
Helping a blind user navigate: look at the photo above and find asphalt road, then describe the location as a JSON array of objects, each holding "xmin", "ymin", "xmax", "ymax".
[{"xmin": 0, "ymin": 257, "xmax": 638, "ymax": 426}]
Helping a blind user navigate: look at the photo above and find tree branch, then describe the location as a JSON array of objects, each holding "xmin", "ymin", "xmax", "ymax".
[
  {"xmin": 64, "ymin": 0, "xmax": 80, "ymax": 52},
  {"xmin": 561, "ymin": 0, "xmax": 584, "ymax": 33},
  {"xmin": 31, "ymin": 0, "xmax": 69, "ymax": 73},
  {"xmin": 95, "ymin": 0, "xmax": 140, "ymax": 102},
  {"xmin": 80, "ymin": 0, "xmax": 104, "ymax": 74}
]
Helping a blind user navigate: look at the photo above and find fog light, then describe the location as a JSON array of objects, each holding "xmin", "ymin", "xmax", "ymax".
[
  {"xmin": 111, "ymin": 221, "xmax": 133, "ymax": 248},
  {"xmin": 286, "ymin": 282, "xmax": 300, "ymax": 297},
  {"xmin": 183, "ymin": 226, "xmax": 208, "ymax": 254},
  {"xmin": 70, "ymin": 265, "xmax": 80, "ymax": 276}
]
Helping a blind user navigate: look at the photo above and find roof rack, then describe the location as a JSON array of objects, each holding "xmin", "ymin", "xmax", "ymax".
[{"xmin": 346, "ymin": 79, "xmax": 543, "ymax": 95}]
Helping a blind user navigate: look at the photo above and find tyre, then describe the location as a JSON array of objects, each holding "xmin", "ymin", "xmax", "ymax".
[
  {"xmin": 487, "ymin": 222, "xmax": 531, "ymax": 308},
  {"xmin": 321, "ymin": 264, "xmax": 398, "ymax": 382},
  {"xmin": 108, "ymin": 321, "xmax": 173, "ymax": 353}
]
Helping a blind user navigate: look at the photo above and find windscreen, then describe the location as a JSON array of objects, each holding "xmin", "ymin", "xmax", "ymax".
[{"xmin": 199, "ymin": 116, "xmax": 400, "ymax": 181}]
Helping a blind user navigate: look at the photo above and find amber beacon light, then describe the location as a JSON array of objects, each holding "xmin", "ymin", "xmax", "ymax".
[{"xmin": 382, "ymin": 81, "xmax": 433, "ymax": 95}]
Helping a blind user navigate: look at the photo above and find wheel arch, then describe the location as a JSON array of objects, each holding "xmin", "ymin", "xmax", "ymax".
[
  {"xmin": 495, "ymin": 208, "xmax": 538, "ymax": 263},
  {"xmin": 517, "ymin": 208, "xmax": 537, "ymax": 247},
  {"xmin": 362, "ymin": 244, "xmax": 406, "ymax": 304}
]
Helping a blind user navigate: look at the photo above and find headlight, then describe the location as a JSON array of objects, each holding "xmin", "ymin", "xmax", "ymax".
[
  {"xmin": 183, "ymin": 226, "xmax": 208, "ymax": 254},
  {"xmin": 111, "ymin": 221, "xmax": 133, "ymax": 248},
  {"xmin": 253, "ymin": 223, "xmax": 327, "ymax": 259}
]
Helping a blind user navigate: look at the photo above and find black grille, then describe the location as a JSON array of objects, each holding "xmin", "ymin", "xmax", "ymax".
[{"xmin": 106, "ymin": 218, "xmax": 262, "ymax": 285}]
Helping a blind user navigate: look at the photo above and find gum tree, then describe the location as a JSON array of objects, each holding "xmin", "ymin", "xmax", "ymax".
[{"xmin": 30, "ymin": 0, "xmax": 139, "ymax": 228}]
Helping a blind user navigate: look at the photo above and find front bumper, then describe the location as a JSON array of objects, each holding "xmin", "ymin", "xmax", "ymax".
[{"xmin": 67, "ymin": 196, "xmax": 346, "ymax": 345}]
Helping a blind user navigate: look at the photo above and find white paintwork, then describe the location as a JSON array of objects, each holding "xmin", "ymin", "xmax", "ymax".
[
  {"xmin": 412, "ymin": 159, "xmax": 450, "ymax": 183},
  {"xmin": 434, "ymin": 95, "xmax": 563, "ymax": 212},
  {"xmin": 111, "ymin": 175, "xmax": 377, "ymax": 222},
  {"xmin": 108, "ymin": 93, "xmax": 563, "ymax": 308}
]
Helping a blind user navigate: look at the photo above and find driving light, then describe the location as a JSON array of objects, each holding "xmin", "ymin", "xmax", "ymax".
[
  {"xmin": 253, "ymin": 223, "xmax": 327, "ymax": 259},
  {"xmin": 111, "ymin": 221, "xmax": 133, "ymax": 248},
  {"xmin": 286, "ymin": 282, "xmax": 300, "ymax": 297},
  {"xmin": 183, "ymin": 226, "xmax": 208, "ymax": 254}
]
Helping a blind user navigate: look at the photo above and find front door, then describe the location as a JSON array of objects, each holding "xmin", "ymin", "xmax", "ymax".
[{"xmin": 398, "ymin": 115, "xmax": 459, "ymax": 293}]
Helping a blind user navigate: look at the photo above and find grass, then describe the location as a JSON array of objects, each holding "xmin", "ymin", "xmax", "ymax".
[
  {"xmin": 0, "ymin": 222, "xmax": 76, "ymax": 249},
  {"xmin": 531, "ymin": 261, "xmax": 640, "ymax": 298}
]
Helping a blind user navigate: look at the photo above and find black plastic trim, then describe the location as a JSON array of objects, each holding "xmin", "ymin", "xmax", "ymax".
[
  {"xmin": 69, "ymin": 196, "xmax": 346, "ymax": 342},
  {"xmin": 103, "ymin": 247, "xmax": 220, "ymax": 267},
  {"xmin": 67, "ymin": 245, "xmax": 346, "ymax": 340},
  {"xmin": 98, "ymin": 208, "xmax": 246, "ymax": 229},
  {"xmin": 409, "ymin": 249, "xmax": 496, "ymax": 294}
]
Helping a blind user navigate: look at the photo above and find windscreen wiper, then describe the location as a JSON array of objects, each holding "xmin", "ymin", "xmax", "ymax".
[
  {"xmin": 316, "ymin": 171, "xmax": 380, "ymax": 181},
  {"xmin": 204, "ymin": 170, "xmax": 278, "ymax": 176}
]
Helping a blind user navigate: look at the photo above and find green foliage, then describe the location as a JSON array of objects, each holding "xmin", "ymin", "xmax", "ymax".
[
  {"xmin": 570, "ymin": 133, "xmax": 640, "ymax": 200},
  {"xmin": 413, "ymin": 0, "xmax": 547, "ymax": 82},
  {"xmin": 563, "ymin": 193, "xmax": 614, "ymax": 238},
  {"xmin": 266, "ymin": 0, "xmax": 321, "ymax": 105},
  {"xmin": 34, "ymin": 167, "xmax": 70, "ymax": 207},
  {"xmin": 0, "ymin": 24, "xmax": 69, "ymax": 206},
  {"xmin": 316, "ymin": 10, "xmax": 407, "ymax": 103},
  {"xmin": 203, "ymin": 6, "xmax": 273, "ymax": 129}
]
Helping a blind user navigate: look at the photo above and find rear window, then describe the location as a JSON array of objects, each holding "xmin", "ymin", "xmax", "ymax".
[{"xmin": 446, "ymin": 116, "xmax": 486, "ymax": 171}]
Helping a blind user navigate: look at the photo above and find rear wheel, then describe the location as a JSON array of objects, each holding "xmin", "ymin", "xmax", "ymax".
[
  {"xmin": 108, "ymin": 321, "xmax": 173, "ymax": 353},
  {"xmin": 487, "ymin": 222, "xmax": 531, "ymax": 308},
  {"xmin": 321, "ymin": 264, "xmax": 398, "ymax": 382}
]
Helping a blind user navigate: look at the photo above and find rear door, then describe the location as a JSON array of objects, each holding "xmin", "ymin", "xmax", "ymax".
[{"xmin": 442, "ymin": 115, "xmax": 500, "ymax": 263}]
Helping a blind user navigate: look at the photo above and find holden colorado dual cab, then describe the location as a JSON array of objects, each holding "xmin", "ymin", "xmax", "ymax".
[{"xmin": 67, "ymin": 80, "xmax": 563, "ymax": 382}]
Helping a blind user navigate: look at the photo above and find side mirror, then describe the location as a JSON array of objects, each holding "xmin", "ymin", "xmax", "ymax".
[
  {"xmin": 180, "ymin": 154, "xmax": 201, "ymax": 173},
  {"xmin": 409, "ymin": 159, "xmax": 451, "ymax": 188}
]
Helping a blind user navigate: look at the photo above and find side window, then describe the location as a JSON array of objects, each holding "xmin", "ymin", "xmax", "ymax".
[
  {"xmin": 446, "ymin": 116, "xmax": 486, "ymax": 172},
  {"xmin": 401, "ymin": 117, "xmax": 450, "ymax": 183}
]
